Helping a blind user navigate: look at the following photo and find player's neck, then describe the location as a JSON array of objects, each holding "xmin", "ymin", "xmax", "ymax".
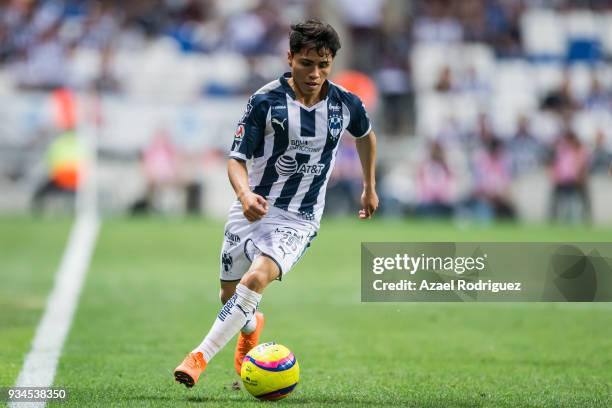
[{"xmin": 288, "ymin": 79, "xmax": 328, "ymax": 107}]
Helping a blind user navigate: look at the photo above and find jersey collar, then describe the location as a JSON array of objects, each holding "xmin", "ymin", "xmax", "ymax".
[{"xmin": 280, "ymin": 72, "xmax": 297, "ymax": 99}]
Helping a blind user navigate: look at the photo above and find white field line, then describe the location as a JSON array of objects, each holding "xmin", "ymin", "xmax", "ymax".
[
  {"xmin": 9, "ymin": 214, "xmax": 99, "ymax": 407},
  {"xmin": 9, "ymin": 92, "xmax": 101, "ymax": 407}
]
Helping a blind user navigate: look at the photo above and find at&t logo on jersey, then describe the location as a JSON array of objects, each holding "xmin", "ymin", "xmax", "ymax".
[
  {"xmin": 297, "ymin": 163, "xmax": 325, "ymax": 175},
  {"xmin": 275, "ymin": 155, "xmax": 298, "ymax": 176},
  {"xmin": 275, "ymin": 155, "xmax": 325, "ymax": 177}
]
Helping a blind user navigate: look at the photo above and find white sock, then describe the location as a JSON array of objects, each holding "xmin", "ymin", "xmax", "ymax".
[
  {"xmin": 241, "ymin": 316, "xmax": 257, "ymax": 334},
  {"xmin": 193, "ymin": 284, "xmax": 262, "ymax": 362}
]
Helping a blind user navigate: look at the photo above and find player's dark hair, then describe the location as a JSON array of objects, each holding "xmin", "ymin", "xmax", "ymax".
[{"xmin": 289, "ymin": 20, "xmax": 341, "ymax": 57}]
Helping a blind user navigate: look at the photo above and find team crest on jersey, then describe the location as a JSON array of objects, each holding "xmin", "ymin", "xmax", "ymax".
[{"xmin": 328, "ymin": 108, "xmax": 343, "ymax": 141}]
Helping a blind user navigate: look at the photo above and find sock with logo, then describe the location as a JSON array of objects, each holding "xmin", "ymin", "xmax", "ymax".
[
  {"xmin": 193, "ymin": 283, "xmax": 262, "ymax": 362},
  {"xmin": 241, "ymin": 316, "xmax": 257, "ymax": 334}
]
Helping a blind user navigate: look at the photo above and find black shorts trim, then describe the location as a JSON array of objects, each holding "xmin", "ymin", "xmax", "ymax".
[
  {"xmin": 259, "ymin": 253, "xmax": 283, "ymax": 281},
  {"xmin": 243, "ymin": 238, "xmax": 254, "ymax": 262},
  {"xmin": 220, "ymin": 278, "xmax": 241, "ymax": 282}
]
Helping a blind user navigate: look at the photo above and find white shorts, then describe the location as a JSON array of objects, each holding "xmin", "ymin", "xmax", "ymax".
[{"xmin": 219, "ymin": 202, "xmax": 318, "ymax": 281}]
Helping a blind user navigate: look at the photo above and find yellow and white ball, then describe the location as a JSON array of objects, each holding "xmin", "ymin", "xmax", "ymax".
[{"xmin": 240, "ymin": 342, "xmax": 299, "ymax": 400}]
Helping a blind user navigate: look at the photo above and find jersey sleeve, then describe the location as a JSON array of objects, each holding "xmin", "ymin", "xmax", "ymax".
[
  {"xmin": 346, "ymin": 94, "xmax": 372, "ymax": 138},
  {"xmin": 229, "ymin": 94, "xmax": 268, "ymax": 161}
]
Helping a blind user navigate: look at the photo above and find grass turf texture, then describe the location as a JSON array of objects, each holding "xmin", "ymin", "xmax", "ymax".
[
  {"xmin": 0, "ymin": 218, "xmax": 71, "ymax": 388},
  {"xmin": 2, "ymin": 218, "xmax": 611, "ymax": 407}
]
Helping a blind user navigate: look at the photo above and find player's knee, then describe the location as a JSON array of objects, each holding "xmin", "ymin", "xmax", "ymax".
[{"xmin": 241, "ymin": 268, "xmax": 272, "ymax": 293}]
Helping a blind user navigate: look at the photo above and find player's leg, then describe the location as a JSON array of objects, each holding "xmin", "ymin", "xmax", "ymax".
[
  {"xmin": 240, "ymin": 254, "xmax": 280, "ymax": 292},
  {"xmin": 232, "ymin": 256, "xmax": 281, "ymax": 374},
  {"xmin": 195, "ymin": 256, "xmax": 278, "ymax": 361},
  {"xmin": 174, "ymin": 256, "xmax": 278, "ymax": 388},
  {"xmin": 174, "ymin": 207, "xmax": 252, "ymax": 388},
  {"xmin": 233, "ymin": 222, "xmax": 317, "ymax": 375},
  {"xmin": 220, "ymin": 279, "xmax": 264, "ymax": 374},
  {"xmin": 220, "ymin": 280, "xmax": 239, "ymax": 304}
]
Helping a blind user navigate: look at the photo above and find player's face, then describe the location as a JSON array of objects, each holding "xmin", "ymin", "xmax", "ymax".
[{"xmin": 288, "ymin": 48, "xmax": 333, "ymax": 97}]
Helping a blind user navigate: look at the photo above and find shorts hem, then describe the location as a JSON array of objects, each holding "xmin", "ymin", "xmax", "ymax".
[
  {"xmin": 259, "ymin": 253, "xmax": 283, "ymax": 281},
  {"xmin": 245, "ymin": 238, "xmax": 284, "ymax": 281}
]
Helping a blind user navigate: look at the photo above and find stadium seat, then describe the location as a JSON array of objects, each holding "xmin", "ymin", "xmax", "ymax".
[
  {"xmin": 0, "ymin": 69, "xmax": 13, "ymax": 97},
  {"xmin": 493, "ymin": 61, "xmax": 538, "ymax": 119},
  {"xmin": 168, "ymin": 54, "xmax": 209, "ymax": 98},
  {"xmin": 572, "ymin": 110, "xmax": 612, "ymax": 146},
  {"xmin": 521, "ymin": 9, "xmax": 566, "ymax": 57},
  {"xmin": 207, "ymin": 53, "xmax": 249, "ymax": 91},
  {"xmin": 255, "ymin": 55, "xmax": 286, "ymax": 80},
  {"xmin": 531, "ymin": 63, "xmax": 563, "ymax": 97},
  {"xmin": 416, "ymin": 91, "xmax": 449, "ymax": 137},
  {"xmin": 598, "ymin": 12, "xmax": 612, "ymax": 57},
  {"xmin": 564, "ymin": 10, "xmax": 598, "ymax": 39},
  {"xmin": 411, "ymin": 43, "xmax": 452, "ymax": 91},
  {"xmin": 71, "ymin": 48, "xmax": 101, "ymax": 86},
  {"xmin": 452, "ymin": 93, "xmax": 480, "ymax": 132},
  {"xmin": 461, "ymin": 44, "xmax": 496, "ymax": 81},
  {"xmin": 530, "ymin": 111, "xmax": 562, "ymax": 144},
  {"xmin": 569, "ymin": 63, "xmax": 595, "ymax": 101},
  {"xmin": 411, "ymin": 43, "xmax": 495, "ymax": 93},
  {"xmin": 493, "ymin": 60, "xmax": 533, "ymax": 96}
]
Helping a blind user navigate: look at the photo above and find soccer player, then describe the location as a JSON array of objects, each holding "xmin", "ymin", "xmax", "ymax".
[{"xmin": 174, "ymin": 19, "xmax": 378, "ymax": 389}]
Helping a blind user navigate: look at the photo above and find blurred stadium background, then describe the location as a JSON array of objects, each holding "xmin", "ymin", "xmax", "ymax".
[
  {"xmin": 1, "ymin": 0, "xmax": 612, "ymax": 223},
  {"xmin": 3, "ymin": 2, "xmax": 612, "ymax": 406}
]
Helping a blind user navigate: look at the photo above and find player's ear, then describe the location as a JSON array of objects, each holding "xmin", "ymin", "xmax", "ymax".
[{"xmin": 287, "ymin": 51, "xmax": 293, "ymax": 67}]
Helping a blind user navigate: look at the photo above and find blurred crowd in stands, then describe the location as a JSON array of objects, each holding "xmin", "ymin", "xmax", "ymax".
[
  {"xmin": 4, "ymin": 1, "xmax": 609, "ymax": 98},
  {"xmin": 1, "ymin": 0, "xmax": 611, "ymax": 222},
  {"xmin": 404, "ymin": 60, "xmax": 612, "ymax": 223}
]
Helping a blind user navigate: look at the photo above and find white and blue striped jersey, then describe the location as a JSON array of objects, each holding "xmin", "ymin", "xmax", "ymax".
[{"xmin": 229, "ymin": 72, "xmax": 372, "ymax": 225}]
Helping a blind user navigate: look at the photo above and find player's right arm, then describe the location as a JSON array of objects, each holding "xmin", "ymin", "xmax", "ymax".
[
  {"xmin": 228, "ymin": 158, "xmax": 268, "ymax": 222},
  {"xmin": 228, "ymin": 94, "xmax": 270, "ymax": 222}
]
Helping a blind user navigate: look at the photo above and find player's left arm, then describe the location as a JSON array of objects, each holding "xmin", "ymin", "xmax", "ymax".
[{"xmin": 355, "ymin": 131, "xmax": 379, "ymax": 219}]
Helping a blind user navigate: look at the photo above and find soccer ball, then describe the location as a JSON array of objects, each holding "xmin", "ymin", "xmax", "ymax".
[{"xmin": 240, "ymin": 342, "xmax": 299, "ymax": 400}]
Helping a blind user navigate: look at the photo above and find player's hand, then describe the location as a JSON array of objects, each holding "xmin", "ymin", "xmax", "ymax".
[
  {"xmin": 359, "ymin": 187, "xmax": 379, "ymax": 220},
  {"xmin": 239, "ymin": 191, "xmax": 268, "ymax": 222}
]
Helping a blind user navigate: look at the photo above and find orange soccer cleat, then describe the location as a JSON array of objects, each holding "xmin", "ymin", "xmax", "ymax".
[
  {"xmin": 174, "ymin": 352, "xmax": 207, "ymax": 388},
  {"xmin": 234, "ymin": 312, "xmax": 265, "ymax": 375}
]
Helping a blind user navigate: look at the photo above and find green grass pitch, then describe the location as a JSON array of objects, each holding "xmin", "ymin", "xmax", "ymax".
[{"xmin": 2, "ymin": 217, "xmax": 611, "ymax": 407}]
